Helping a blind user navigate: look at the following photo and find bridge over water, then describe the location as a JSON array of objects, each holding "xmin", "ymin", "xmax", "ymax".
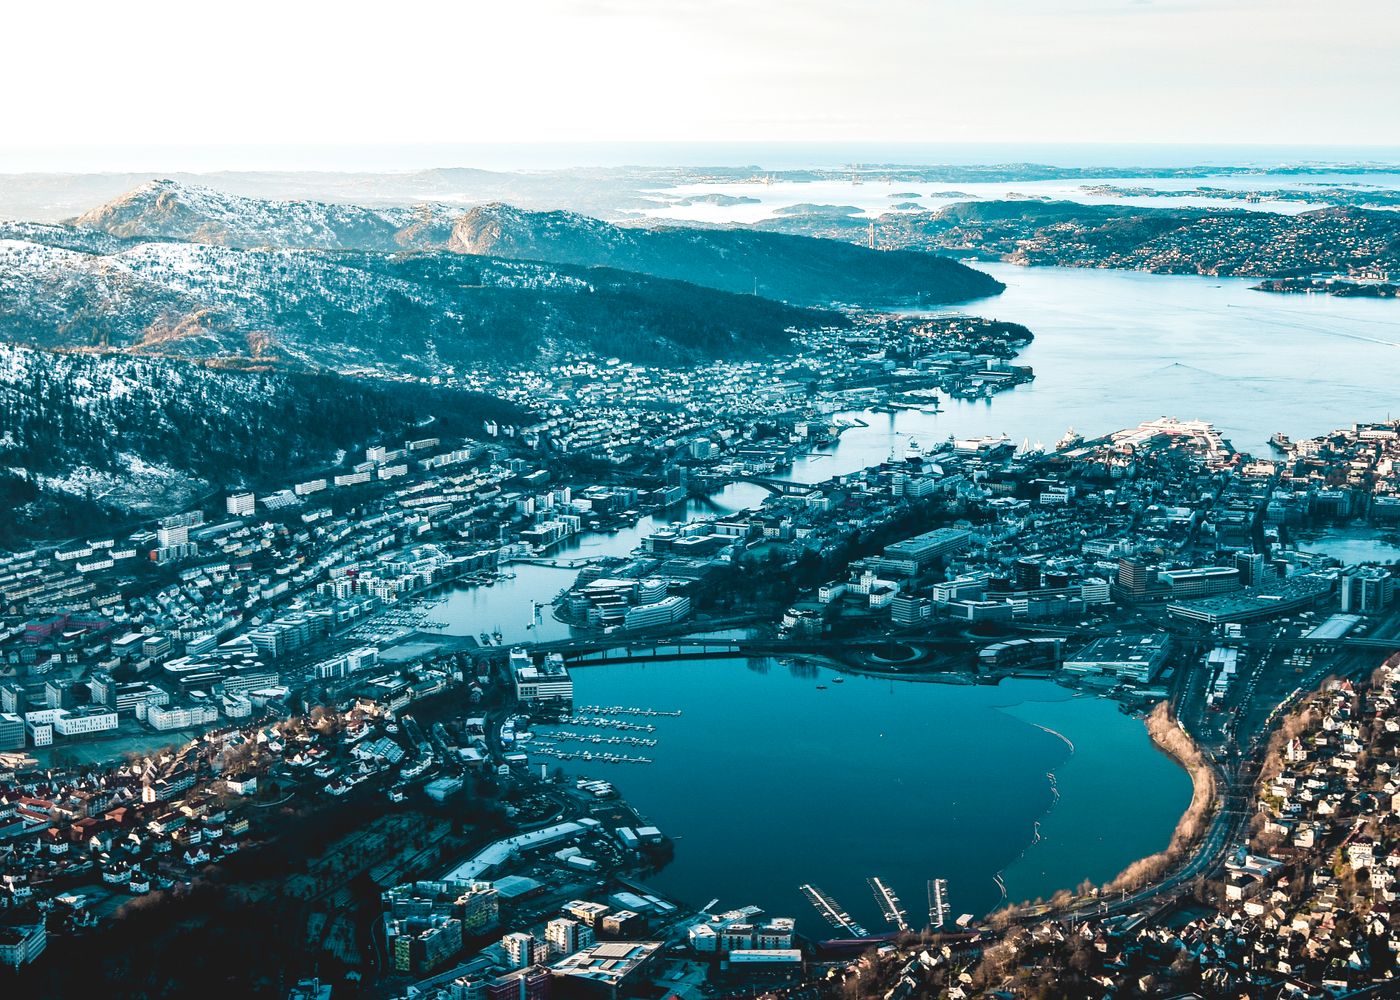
[{"xmin": 689, "ymin": 474, "xmax": 825, "ymax": 497}]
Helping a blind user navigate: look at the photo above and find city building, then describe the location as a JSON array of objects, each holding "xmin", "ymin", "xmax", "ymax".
[
  {"xmin": 512, "ymin": 651, "xmax": 573, "ymax": 704},
  {"xmin": 551, "ymin": 941, "xmax": 661, "ymax": 999},
  {"xmin": 485, "ymin": 966, "xmax": 551, "ymax": 1000},
  {"xmin": 0, "ymin": 921, "xmax": 46, "ymax": 969},
  {"xmin": 1340, "ymin": 565, "xmax": 1394, "ymax": 615},
  {"xmin": 545, "ymin": 917, "xmax": 595, "ymax": 957},
  {"xmin": 226, "ymin": 492, "xmax": 256, "ymax": 517},
  {"xmin": 0, "ymin": 712, "xmax": 25, "ymax": 751},
  {"xmin": 502, "ymin": 931, "xmax": 546, "ymax": 970},
  {"xmin": 1062, "ymin": 634, "xmax": 1171, "ymax": 684}
]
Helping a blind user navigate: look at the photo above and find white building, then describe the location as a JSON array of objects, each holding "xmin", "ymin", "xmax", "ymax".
[
  {"xmin": 148, "ymin": 702, "xmax": 220, "ymax": 731},
  {"xmin": 622, "ymin": 595, "xmax": 690, "ymax": 631},
  {"xmin": 226, "ymin": 492, "xmax": 256, "ymax": 517},
  {"xmin": 545, "ymin": 917, "xmax": 595, "ymax": 956},
  {"xmin": 52, "ymin": 708, "xmax": 119, "ymax": 737},
  {"xmin": 512, "ymin": 650, "xmax": 573, "ymax": 703},
  {"xmin": 501, "ymin": 931, "xmax": 543, "ymax": 969}
]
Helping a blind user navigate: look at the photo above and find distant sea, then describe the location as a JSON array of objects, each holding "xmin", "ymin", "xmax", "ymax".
[{"xmin": 6, "ymin": 141, "xmax": 1400, "ymax": 174}]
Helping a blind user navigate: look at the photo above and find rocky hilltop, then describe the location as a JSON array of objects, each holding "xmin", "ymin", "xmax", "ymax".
[{"xmin": 72, "ymin": 178, "xmax": 459, "ymax": 251}]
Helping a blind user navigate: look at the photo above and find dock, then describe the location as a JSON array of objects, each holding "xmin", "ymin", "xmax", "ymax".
[
  {"xmin": 867, "ymin": 877, "xmax": 910, "ymax": 932},
  {"xmin": 799, "ymin": 884, "xmax": 869, "ymax": 938},
  {"xmin": 928, "ymin": 879, "xmax": 950, "ymax": 930}
]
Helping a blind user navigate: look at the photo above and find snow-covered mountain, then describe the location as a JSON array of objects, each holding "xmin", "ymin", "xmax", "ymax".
[
  {"xmin": 73, "ymin": 178, "xmax": 460, "ymax": 251},
  {"xmin": 0, "ymin": 230, "xmax": 831, "ymax": 370},
  {"xmin": 67, "ymin": 181, "xmax": 1004, "ymax": 307}
]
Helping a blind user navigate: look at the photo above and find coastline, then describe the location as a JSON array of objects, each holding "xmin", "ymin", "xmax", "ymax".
[
  {"xmin": 1100, "ymin": 702, "xmax": 1218, "ymax": 895},
  {"xmin": 991, "ymin": 697, "xmax": 1205, "ymax": 918}
]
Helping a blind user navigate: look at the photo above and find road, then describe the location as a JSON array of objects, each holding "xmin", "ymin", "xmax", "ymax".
[{"xmin": 1060, "ymin": 610, "xmax": 1400, "ymax": 927}]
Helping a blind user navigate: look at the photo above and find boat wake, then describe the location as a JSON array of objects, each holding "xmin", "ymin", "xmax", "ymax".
[{"xmin": 1031, "ymin": 723, "xmax": 1075, "ymax": 753}]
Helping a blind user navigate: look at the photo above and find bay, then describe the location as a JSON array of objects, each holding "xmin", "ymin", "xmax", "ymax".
[{"xmin": 539, "ymin": 662, "xmax": 1191, "ymax": 931}]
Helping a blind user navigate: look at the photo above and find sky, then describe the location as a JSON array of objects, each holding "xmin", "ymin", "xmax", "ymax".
[{"xmin": 6, "ymin": 0, "xmax": 1400, "ymax": 169}]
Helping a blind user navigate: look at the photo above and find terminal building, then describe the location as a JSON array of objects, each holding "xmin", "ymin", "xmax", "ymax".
[
  {"xmin": 1062, "ymin": 634, "xmax": 1171, "ymax": 684},
  {"xmin": 550, "ymin": 941, "xmax": 661, "ymax": 999},
  {"xmin": 1167, "ymin": 576, "xmax": 1332, "ymax": 626},
  {"xmin": 978, "ymin": 637, "xmax": 1063, "ymax": 673}
]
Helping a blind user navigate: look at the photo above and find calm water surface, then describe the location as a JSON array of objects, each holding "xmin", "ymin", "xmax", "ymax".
[
  {"xmin": 538, "ymin": 661, "xmax": 1190, "ymax": 931},
  {"xmin": 1298, "ymin": 527, "xmax": 1400, "ymax": 565},
  {"xmin": 777, "ymin": 263, "xmax": 1400, "ymax": 483},
  {"xmin": 431, "ymin": 262, "xmax": 1394, "ymax": 922}
]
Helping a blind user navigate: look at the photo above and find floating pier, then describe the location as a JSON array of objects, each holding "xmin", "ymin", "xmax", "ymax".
[
  {"xmin": 559, "ymin": 715, "xmax": 658, "ymax": 733},
  {"xmin": 868, "ymin": 877, "xmax": 910, "ymax": 932},
  {"xmin": 928, "ymin": 879, "xmax": 951, "ymax": 930},
  {"xmin": 799, "ymin": 884, "xmax": 869, "ymax": 938}
]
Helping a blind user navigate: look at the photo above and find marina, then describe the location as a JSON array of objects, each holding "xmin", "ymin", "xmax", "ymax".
[
  {"xmin": 553, "ymin": 715, "xmax": 658, "ymax": 733},
  {"xmin": 799, "ymin": 884, "xmax": 870, "ymax": 938},
  {"xmin": 868, "ymin": 877, "xmax": 910, "ymax": 932},
  {"xmin": 533, "ymin": 732, "xmax": 658, "ymax": 747},
  {"xmin": 530, "ymin": 747, "xmax": 652, "ymax": 765},
  {"xmin": 928, "ymin": 878, "xmax": 951, "ymax": 930}
]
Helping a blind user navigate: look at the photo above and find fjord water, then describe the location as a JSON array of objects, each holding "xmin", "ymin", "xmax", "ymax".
[
  {"xmin": 431, "ymin": 261, "xmax": 1394, "ymax": 922},
  {"xmin": 548, "ymin": 661, "xmax": 1190, "ymax": 932},
  {"xmin": 779, "ymin": 262, "xmax": 1400, "ymax": 485}
]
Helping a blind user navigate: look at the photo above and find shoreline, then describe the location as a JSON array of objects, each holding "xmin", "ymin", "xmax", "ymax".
[
  {"xmin": 1099, "ymin": 702, "xmax": 1218, "ymax": 895},
  {"xmin": 564, "ymin": 654, "xmax": 1181, "ymax": 921},
  {"xmin": 989, "ymin": 699, "xmax": 1212, "ymax": 922}
]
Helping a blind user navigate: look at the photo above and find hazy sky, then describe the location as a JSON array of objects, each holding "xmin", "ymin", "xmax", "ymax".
[{"xmin": 8, "ymin": 0, "xmax": 1399, "ymax": 160}]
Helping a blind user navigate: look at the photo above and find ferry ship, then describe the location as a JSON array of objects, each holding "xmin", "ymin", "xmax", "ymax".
[{"xmin": 1056, "ymin": 426, "xmax": 1083, "ymax": 451}]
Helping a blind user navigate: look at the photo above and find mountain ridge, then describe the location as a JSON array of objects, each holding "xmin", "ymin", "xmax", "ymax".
[
  {"xmin": 67, "ymin": 181, "xmax": 1003, "ymax": 308},
  {"xmin": 0, "ymin": 232, "xmax": 840, "ymax": 370}
]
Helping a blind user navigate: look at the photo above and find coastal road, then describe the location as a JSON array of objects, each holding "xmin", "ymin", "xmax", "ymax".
[
  {"xmin": 1061, "ymin": 751, "xmax": 1243, "ymax": 924},
  {"xmin": 1063, "ymin": 616, "xmax": 1400, "ymax": 927}
]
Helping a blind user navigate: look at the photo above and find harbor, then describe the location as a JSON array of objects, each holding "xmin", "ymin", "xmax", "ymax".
[
  {"xmin": 535, "ymin": 658, "xmax": 1192, "ymax": 936},
  {"xmin": 868, "ymin": 876, "xmax": 910, "ymax": 932},
  {"xmin": 928, "ymin": 878, "xmax": 951, "ymax": 929},
  {"xmin": 799, "ymin": 884, "xmax": 869, "ymax": 938}
]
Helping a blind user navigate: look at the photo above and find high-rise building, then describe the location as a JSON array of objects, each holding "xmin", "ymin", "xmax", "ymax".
[
  {"xmin": 1117, "ymin": 558, "xmax": 1151, "ymax": 595},
  {"xmin": 1012, "ymin": 557, "xmax": 1042, "ymax": 591},
  {"xmin": 545, "ymin": 917, "xmax": 594, "ymax": 957},
  {"xmin": 1234, "ymin": 551, "xmax": 1266, "ymax": 588},
  {"xmin": 226, "ymin": 492, "xmax": 256, "ymax": 517},
  {"xmin": 1340, "ymin": 566, "xmax": 1394, "ymax": 614},
  {"xmin": 458, "ymin": 882, "xmax": 500, "ymax": 934},
  {"xmin": 502, "ymin": 932, "xmax": 539, "ymax": 970}
]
